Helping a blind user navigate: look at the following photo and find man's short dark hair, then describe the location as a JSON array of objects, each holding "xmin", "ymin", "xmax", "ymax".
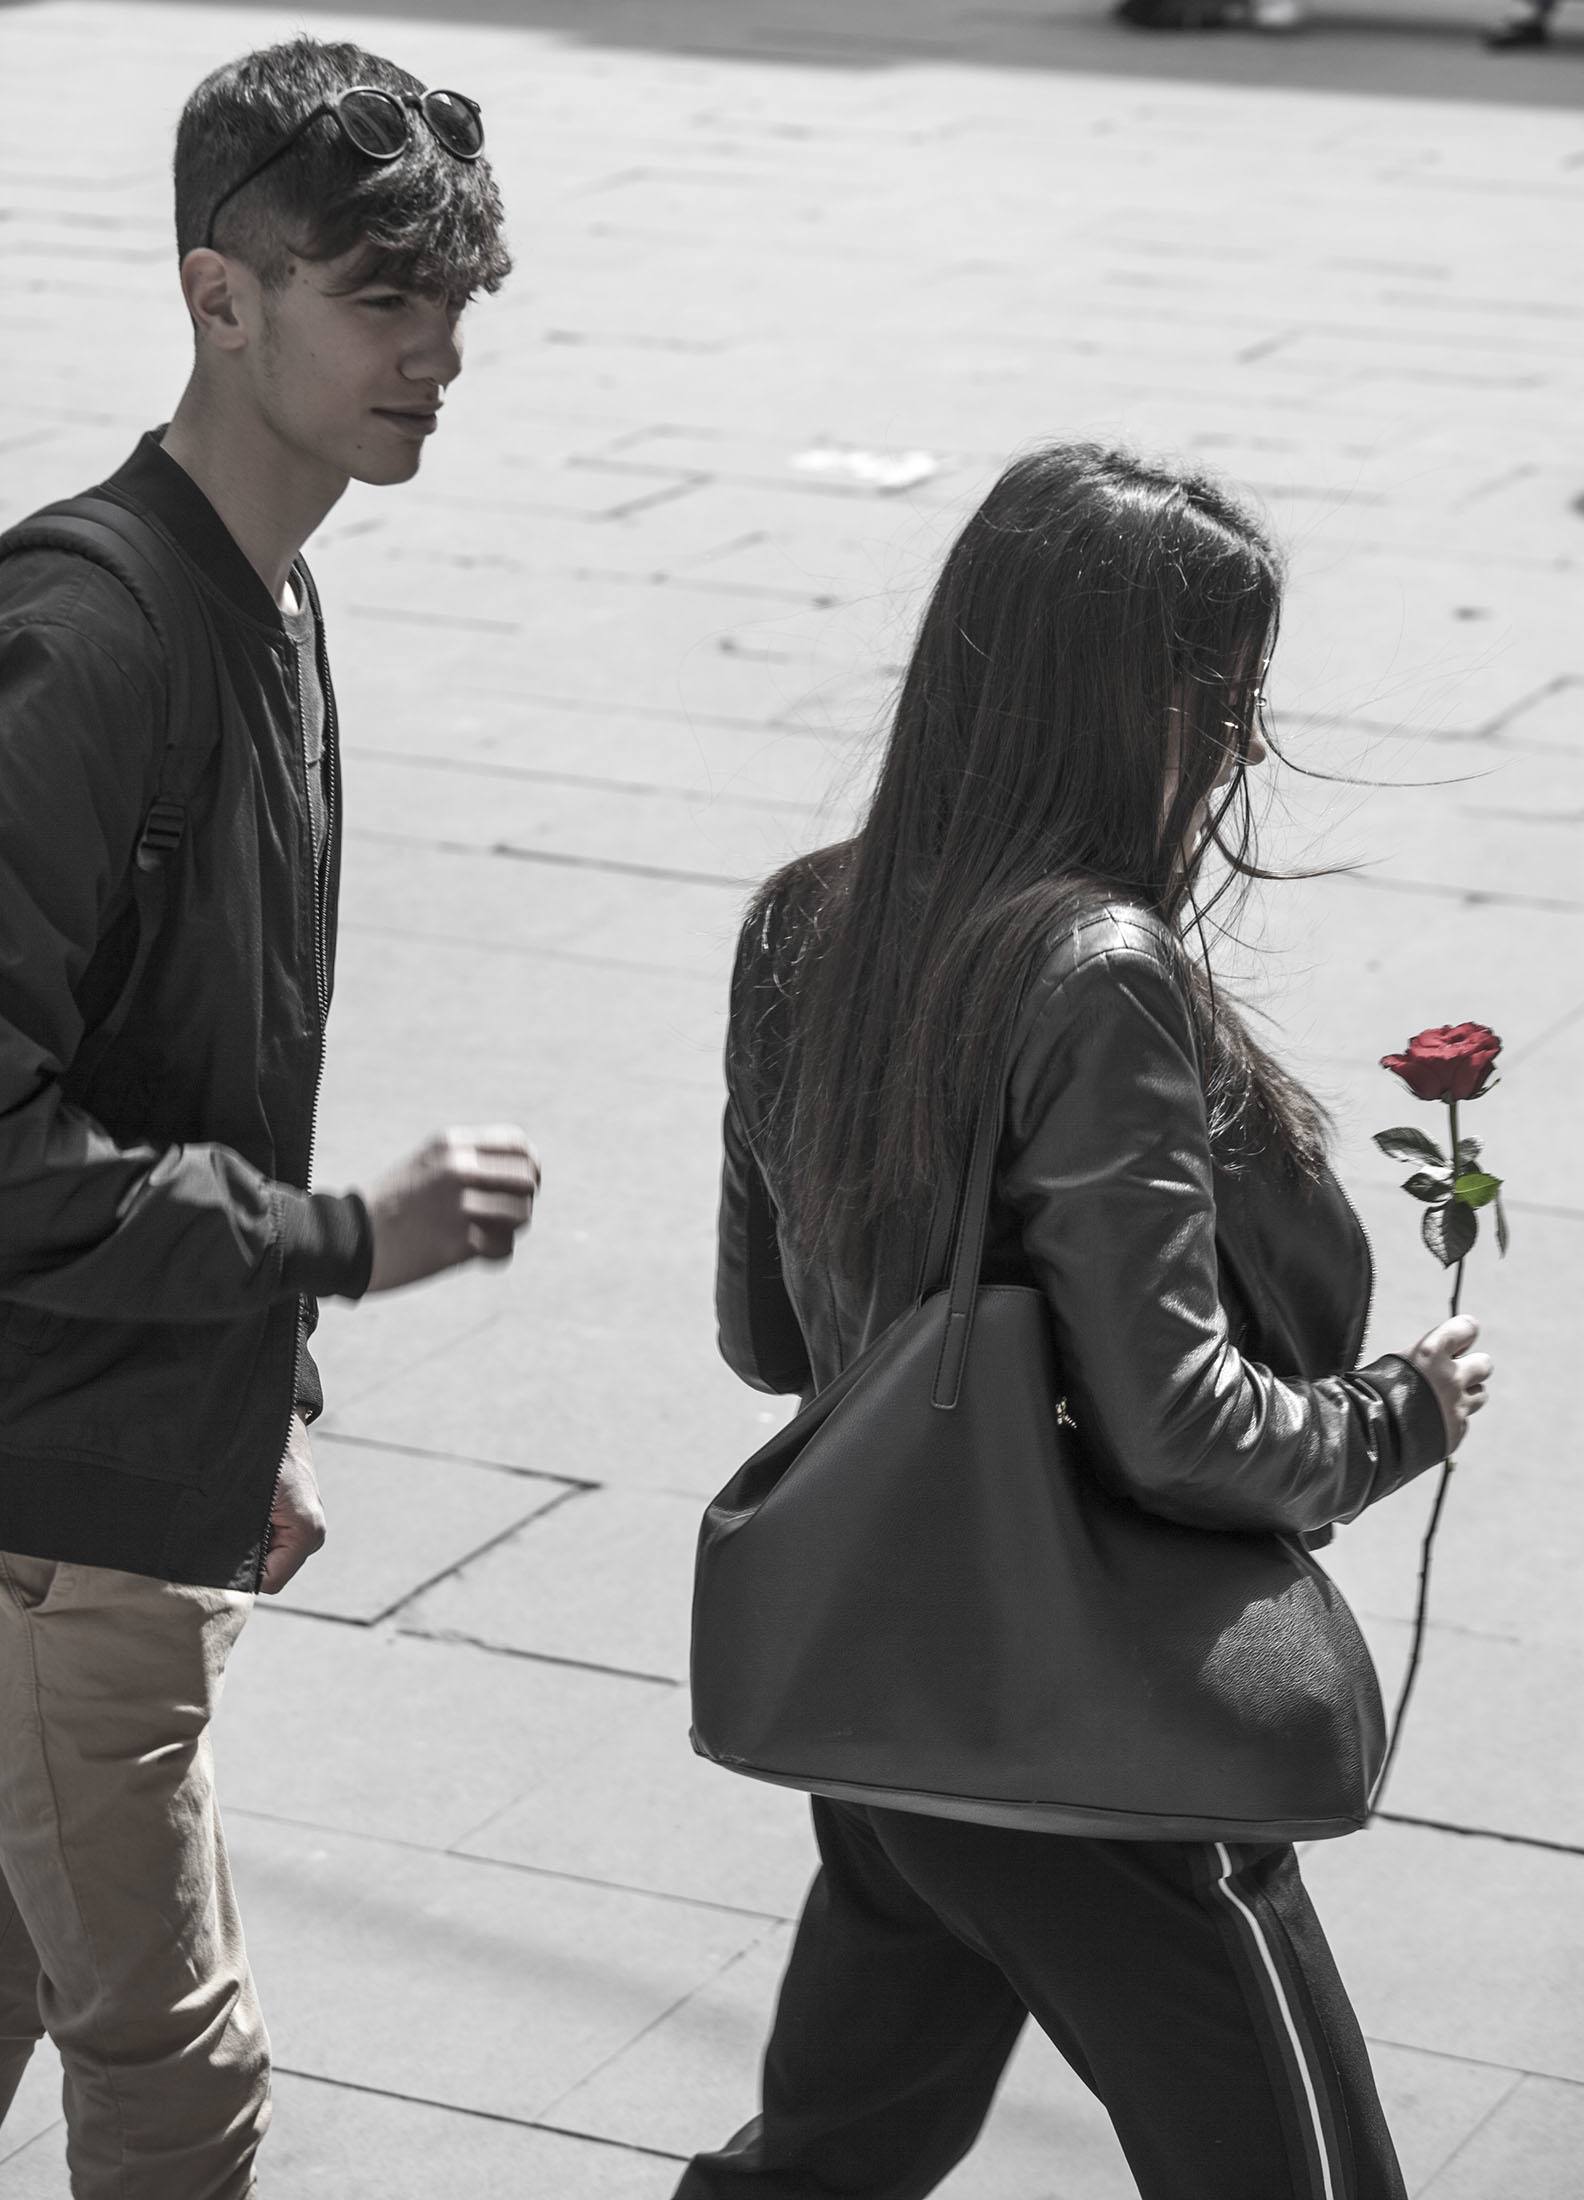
[{"xmin": 174, "ymin": 37, "xmax": 511, "ymax": 308}]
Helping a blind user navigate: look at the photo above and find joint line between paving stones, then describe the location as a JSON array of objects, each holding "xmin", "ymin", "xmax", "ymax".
[
  {"xmin": 1413, "ymin": 2066, "xmax": 1531, "ymax": 2195},
  {"xmin": 443, "ymin": 1850, "xmax": 800, "ymax": 1931},
  {"xmin": 451, "ymin": 683, "xmax": 775, "ymax": 735},
  {"xmin": 1338, "ymin": 871, "xmax": 1584, "ymax": 917},
  {"xmin": 1506, "ymin": 994, "xmax": 1584, "ymax": 1068},
  {"xmin": 345, "ymin": 742, "xmax": 827, "ymax": 816},
  {"xmin": 269, "ymin": 2064, "xmax": 689, "ymax": 2161},
  {"xmin": 395, "ymin": 1621, "xmax": 682, "ymax": 1690},
  {"xmin": 1375, "ymin": 1811, "xmax": 1584, "ymax": 1859},
  {"xmin": 320, "ymin": 1427, "xmax": 598, "ymax": 1488},
  {"xmin": 330, "ymin": 1312, "xmax": 521, "ymax": 1422},
  {"xmin": 228, "ymin": 1802, "xmax": 795, "ymax": 1925},
  {"xmin": 1365, "ymin": 2032, "xmax": 1583, "ymax": 2091},
  {"xmin": 351, "ymin": 826, "xmax": 752, "ymax": 891},
  {"xmin": 536, "ymin": 1932, "xmax": 785, "ymax": 2130},
  {"xmin": 340, "ymin": 918, "xmax": 724, "ymax": 983},
  {"xmin": 369, "ymin": 1482, "xmax": 597, "ymax": 1626}
]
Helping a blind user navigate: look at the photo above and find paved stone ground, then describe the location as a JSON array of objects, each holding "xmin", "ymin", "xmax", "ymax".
[{"xmin": 1, "ymin": 2, "xmax": 1581, "ymax": 2193}]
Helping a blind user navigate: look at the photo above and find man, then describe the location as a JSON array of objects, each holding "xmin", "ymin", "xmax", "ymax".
[{"xmin": 0, "ymin": 37, "xmax": 535, "ymax": 2197}]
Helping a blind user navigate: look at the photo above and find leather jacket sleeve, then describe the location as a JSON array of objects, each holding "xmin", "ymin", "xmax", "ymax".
[
  {"xmin": 716, "ymin": 1084, "xmax": 813, "ymax": 1396},
  {"xmin": 1002, "ymin": 911, "xmax": 1448, "ymax": 1534}
]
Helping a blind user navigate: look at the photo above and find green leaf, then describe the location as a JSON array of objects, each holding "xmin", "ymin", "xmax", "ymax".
[
  {"xmin": 1495, "ymin": 1198, "xmax": 1511, "ymax": 1257},
  {"xmin": 1455, "ymin": 1136, "xmax": 1482, "ymax": 1172},
  {"xmin": 1402, "ymin": 1171, "xmax": 1453, "ymax": 1203},
  {"xmin": 1453, "ymin": 1171, "xmax": 1502, "ymax": 1210},
  {"xmin": 1375, "ymin": 1126, "xmax": 1448, "ymax": 1167},
  {"xmin": 1423, "ymin": 1199, "xmax": 1478, "ymax": 1266}
]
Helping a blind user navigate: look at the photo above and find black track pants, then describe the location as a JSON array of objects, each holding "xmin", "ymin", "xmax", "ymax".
[{"xmin": 674, "ymin": 1798, "xmax": 1405, "ymax": 2200}]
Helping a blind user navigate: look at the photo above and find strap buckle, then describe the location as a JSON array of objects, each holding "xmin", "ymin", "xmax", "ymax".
[{"xmin": 134, "ymin": 798, "xmax": 186, "ymax": 872}]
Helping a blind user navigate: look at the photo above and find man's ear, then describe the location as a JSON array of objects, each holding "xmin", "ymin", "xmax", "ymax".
[{"xmin": 180, "ymin": 249, "xmax": 253, "ymax": 352}]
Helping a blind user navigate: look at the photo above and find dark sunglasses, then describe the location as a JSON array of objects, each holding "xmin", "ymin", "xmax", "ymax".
[{"xmin": 202, "ymin": 85, "xmax": 485, "ymax": 253}]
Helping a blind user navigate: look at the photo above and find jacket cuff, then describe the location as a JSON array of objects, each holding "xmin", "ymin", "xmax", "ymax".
[
  {"xmin": 1356, "ymin": 1352, "xmax": 1449, "ymax": 1486},
  {"xmin": 276, "ymin": 1189, "xmax": 374, "ymax": 1301}
]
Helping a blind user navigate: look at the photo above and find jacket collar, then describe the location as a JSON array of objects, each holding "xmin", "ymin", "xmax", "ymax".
[{"xmin": 102, "ymin": 429, "xmax": 300, "ymax": 635}]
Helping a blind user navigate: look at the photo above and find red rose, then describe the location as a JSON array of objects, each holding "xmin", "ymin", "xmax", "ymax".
[{"xmin": 1380, "ymin": 1023, "xmax": 1502, "ymax": 1103}]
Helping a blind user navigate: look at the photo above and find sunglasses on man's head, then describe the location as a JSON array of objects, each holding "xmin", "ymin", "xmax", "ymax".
[{"xmin": 202, "ymin": 85, "xmax": 485, "ymax": 254}]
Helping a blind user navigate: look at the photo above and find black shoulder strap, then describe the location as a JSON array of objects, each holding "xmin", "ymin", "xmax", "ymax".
[
  {"xmin": 0, "ymin": 494, "xmax": 220, "ymax": 1081},
  {"xmin": 923, "ymin": 979, "xmax": 1036, "ymax": 1411}
]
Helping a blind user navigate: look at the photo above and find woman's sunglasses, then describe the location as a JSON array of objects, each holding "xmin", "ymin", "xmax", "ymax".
[{"xmin": 203, "ymin": 86, "xmax": 485, "ymax": 253}]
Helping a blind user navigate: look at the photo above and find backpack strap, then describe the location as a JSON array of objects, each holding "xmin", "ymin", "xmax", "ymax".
[{"xmin": 0, "ymin": 494, "xmax": 220, "ymax": 1084}]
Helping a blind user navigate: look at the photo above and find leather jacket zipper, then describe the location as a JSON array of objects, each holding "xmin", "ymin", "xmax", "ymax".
[{"xmin": 260, "ymin": 609, "xmax": 334, "ymax": 1589}]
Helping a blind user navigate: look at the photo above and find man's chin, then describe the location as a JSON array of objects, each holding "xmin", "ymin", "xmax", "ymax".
[{"xmin": 348, "ymin": 446, "xmax": 425, "ymax": 489}]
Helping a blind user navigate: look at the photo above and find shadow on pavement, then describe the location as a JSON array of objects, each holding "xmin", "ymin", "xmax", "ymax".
[{"xmin": 28, "ymin": 0, "xmax": 1584, "ymax": 111}]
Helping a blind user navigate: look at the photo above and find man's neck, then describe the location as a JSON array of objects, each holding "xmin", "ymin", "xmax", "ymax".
[{"xmin": 161, "ymin": 381, "xmax": 347, "ymax": 610}]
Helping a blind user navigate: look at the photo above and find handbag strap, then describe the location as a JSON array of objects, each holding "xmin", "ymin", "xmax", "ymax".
[{"xmin": 927, "ymin": 987, "xmax": 1030, "ymax": 1412}]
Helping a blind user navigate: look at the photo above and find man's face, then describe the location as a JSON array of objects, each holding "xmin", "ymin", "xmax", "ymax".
[{"xmin": 245, "ymin": 248, "xmax": 465, "ymax": 488}]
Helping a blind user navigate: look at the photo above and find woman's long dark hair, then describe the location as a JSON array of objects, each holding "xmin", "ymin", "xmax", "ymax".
[{"xmin": 747, "ymin": 442, "xmax": 1330, "ymax": 1276}]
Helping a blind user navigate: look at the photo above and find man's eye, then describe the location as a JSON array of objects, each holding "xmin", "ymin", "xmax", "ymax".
[{"xmin": 362, "ymin": 294, "xmax": 406, "ymax": 313}]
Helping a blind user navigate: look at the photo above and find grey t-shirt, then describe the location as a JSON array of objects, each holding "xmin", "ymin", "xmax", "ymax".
[{"xmin": 281, "ymin": 581, "xmax": 327, "ymax": 880}]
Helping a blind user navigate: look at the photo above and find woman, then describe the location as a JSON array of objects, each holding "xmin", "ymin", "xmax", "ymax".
[{"xmin": 677, "ymin": 446, "xmax": 1492, "ymax": 2200}]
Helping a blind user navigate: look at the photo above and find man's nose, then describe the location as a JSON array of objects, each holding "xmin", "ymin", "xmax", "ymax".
[{"xmin": 409, "ymin": 318, "xmax": 463, "ymax": 388}]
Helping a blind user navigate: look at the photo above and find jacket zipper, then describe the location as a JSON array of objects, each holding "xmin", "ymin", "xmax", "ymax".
[{"xmin": 260, "ymin": 605, "xmax": 333, "ymax": 1589}]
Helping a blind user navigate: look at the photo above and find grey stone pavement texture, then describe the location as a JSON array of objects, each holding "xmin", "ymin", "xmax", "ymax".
[{"xmin": 1, "ymin": 0, "xmax": 1581, "ymax": 2191}]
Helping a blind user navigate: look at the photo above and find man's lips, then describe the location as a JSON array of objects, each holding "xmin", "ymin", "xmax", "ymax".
[{"xmin": 373, "ymin": 406, "xmax": 440, "ymax": 435}]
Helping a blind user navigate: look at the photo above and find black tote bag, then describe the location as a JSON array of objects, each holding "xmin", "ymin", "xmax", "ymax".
[{"xmin": 690, "ymin": 1040, "xmax": 1386, "ymax": 1843}]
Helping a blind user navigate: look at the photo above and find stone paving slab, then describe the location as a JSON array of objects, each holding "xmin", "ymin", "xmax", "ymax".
[
  {"xmin": 226, "ymin": 1813, "xmax": 773, "ymax": 2122},
  {"xmin": 1355, "ymin": 1623, "xmax": 1584, "ymax": 1847},
  {"xmin": 457, "ymin": 1690, "xmax": 817, "ymax": 1918},
  {"xmin": 334, "ymin": 828, "xmax": 743, "ymax": 972},
  {"xmin": 219, "ymin": 1605, "xmax": 667, "ymax": 1847},
  {"xmin": 399, "ymin": 1485, "xmax": 709, "ymax": 1681},
  {"xmin": 1420, "ymin": 2071, "xmax": 1584, "ymax": 2199},
  {"xmin": 1304, "ymin": 1821, "xmax": 1584, "ymax": 2086},
  {"xmin": 346, "ymin": 747, "xmax": 819, "ymax": 883},
  {"xmin": 263, "ymin": 1434, "xmax": 573, "ymax": 1623},
  {"xmin": 0, "ymin": 2043, "xmax": 61, "ymax": 2176},
  {"xmin": 0, "ymin": 2056, "xmax": 682, "ymax": 2199}
]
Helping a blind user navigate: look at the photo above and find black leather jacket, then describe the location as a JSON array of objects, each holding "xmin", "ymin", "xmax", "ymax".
[{"xmin": 717, "ymin": 894, "xmax": 1447, "ymax": 1537}]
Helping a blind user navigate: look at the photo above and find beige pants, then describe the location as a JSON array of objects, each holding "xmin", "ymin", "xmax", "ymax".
[{"xmin": 0, "ymin": 1551, "xmax": 269, "ymax": 2197}]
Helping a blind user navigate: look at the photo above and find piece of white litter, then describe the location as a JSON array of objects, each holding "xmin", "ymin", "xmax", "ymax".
[{"xmin": 791, "ymin": 445, "xmax": 942, "ymax": 492}]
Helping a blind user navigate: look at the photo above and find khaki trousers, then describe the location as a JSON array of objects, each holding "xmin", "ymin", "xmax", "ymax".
[{"xmin": 0, "ymin": 1551, "xmax": 269, "ymax": 2197}]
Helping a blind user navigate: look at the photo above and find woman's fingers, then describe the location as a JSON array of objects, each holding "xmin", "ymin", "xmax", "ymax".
[
  {"xmin": 1405, "ymin": 1315, "xmax": 1495, "ymax": 1455},
  {"xmin": 1426, "ymin": 1313, "xmax": 1480, "ymax": 1357}
]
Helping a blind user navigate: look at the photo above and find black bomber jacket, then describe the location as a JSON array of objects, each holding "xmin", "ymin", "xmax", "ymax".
[
  {"xmin": 0, "ymin": 432, "xmax": 371, "ymax": 1590},
  {"xmin": 718, "ymin": 892, "xmax": 1449, "ymax": 1537}
]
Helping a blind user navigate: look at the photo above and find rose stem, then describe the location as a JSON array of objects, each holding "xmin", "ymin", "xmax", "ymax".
[
  {"xmin": 1448, "ymin": 1098, "xmax": 1465, "ymax": 1317},
  {"xmin": 1373, "ymin": 1093, "xmax": 1464, "ymax": 1814}
]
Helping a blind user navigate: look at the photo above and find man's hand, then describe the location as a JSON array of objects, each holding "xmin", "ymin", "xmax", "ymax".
[
  {"xmin": 358, "ymin": 1125, "xmax": 540, "ymax": 1295},
  {"xmin": 261, "ymin": 1412, "xmax": 326, "ymax": 1595}
]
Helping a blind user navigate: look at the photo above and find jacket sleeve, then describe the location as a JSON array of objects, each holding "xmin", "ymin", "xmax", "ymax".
[
  {"xmin": 1001, "ymin": 929, "xmax": 1448, "ymax": 1535},
  {"xmin": 715, "ymin": 1085, "xmax": 813, "ymax": 1396},
  {"xmin": 0, "ymin": 569, "xmax": 368, "ymax": 1323},
  {"xmin": 714, "ymin": 904, "xmax": 812, "ymax": 1395}
]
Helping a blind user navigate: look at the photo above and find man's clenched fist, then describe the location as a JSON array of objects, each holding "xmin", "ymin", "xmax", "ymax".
[
  {"xmin": 359, "ymin": 1125, "xmax": 540, "ymax": 1294},
  {"xmin": 261, "ymin": 1412, "xmax": 325, "ymax": 1594}
]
